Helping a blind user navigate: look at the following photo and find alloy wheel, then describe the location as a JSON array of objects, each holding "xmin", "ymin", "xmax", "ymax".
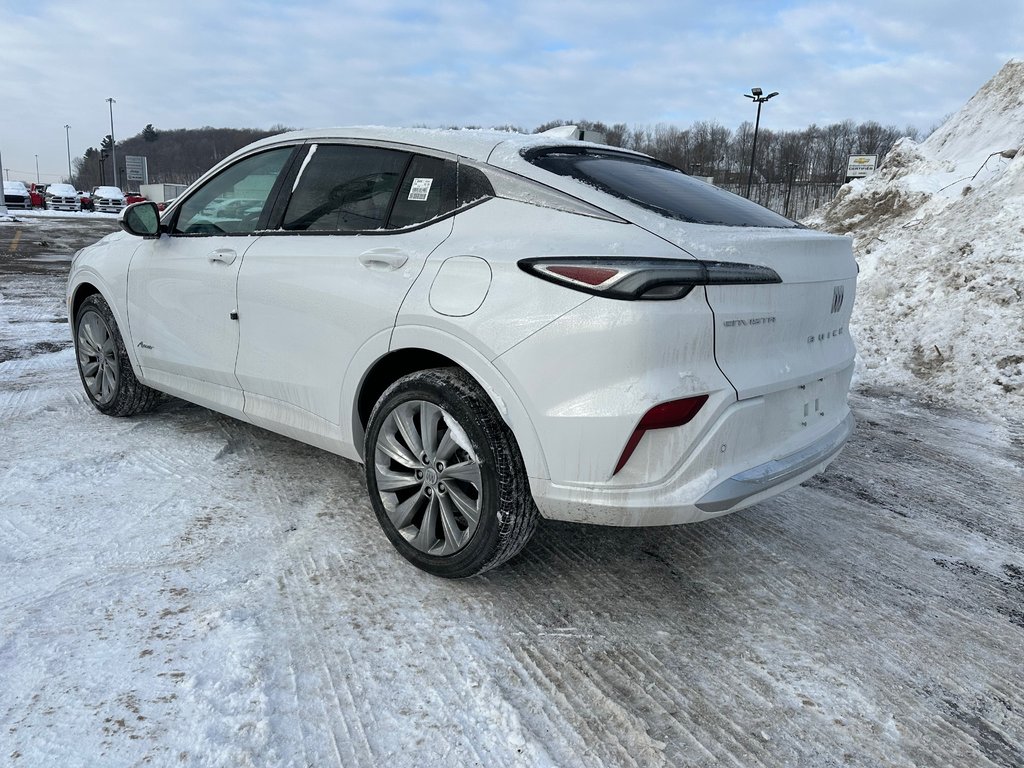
[
  {"xmin": 77, "ymin": 310, "xmax": 119, "ymax": 405},
  {"xmin": 373, "ymin": 400, "xmax": 483, "ymax": 556}
]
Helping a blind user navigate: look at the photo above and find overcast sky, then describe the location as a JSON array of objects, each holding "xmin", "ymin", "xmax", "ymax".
[{"xmin": 2, "ymin": 0, "xmax": 1022, "ymax": 184}]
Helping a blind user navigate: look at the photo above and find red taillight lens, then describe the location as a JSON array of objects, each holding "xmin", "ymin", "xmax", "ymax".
[
  {"xmin": 518, "ymin": 257, "xmax": 780, "ymax": 301},
  {"xmin": 546, "ymin": 265, "xmax": 619, "ymax": 286},
  {"xmin": 613, "ymin": 394, "xmax": 709, "ymax": 475}
]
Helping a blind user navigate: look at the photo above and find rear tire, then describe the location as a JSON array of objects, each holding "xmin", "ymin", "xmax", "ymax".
[
  {"xmin": 364, "ymin": 367, "xmax": 539, "ymax": 578},
  {"xmin": 74, "ymin": 294, "xmax": 160, "ymax": 416}
]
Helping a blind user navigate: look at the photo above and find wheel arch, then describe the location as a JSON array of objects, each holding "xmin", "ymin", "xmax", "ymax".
[
  {"xmin": 351, "ymin": 327, "xmax": 549, "ymax": 480},
  {"xmin": 69, "ymin": 281, "xmax": 101, "ymax": 324},
  {"xmin": 68, "ymin": 278, "xmax": 144, "ymax": 377}
]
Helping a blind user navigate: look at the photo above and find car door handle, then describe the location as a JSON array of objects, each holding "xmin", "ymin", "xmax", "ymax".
[
  {"xmin": 358, "ymin": 248, "xmax": 408, "ymax": 271},
  {"xmin": 208, "ymin": 248, "xmax": 237, "ymax": 265}
]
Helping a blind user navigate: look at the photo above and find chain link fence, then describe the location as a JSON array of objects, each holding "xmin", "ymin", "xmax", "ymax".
[{"xmin": 717, "ymin": 182, "xmax": 843, "ymax": 221}]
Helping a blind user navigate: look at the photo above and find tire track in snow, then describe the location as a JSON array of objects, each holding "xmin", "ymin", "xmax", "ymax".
[{"xmin": 272, "ymin": 557, "xmax": 378, "ymax": 766}]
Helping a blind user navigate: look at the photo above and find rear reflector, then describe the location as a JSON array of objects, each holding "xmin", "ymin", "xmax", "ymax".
[{"xmin": 613, "ymin": 395, "xmax": 709, "ymax": 475}]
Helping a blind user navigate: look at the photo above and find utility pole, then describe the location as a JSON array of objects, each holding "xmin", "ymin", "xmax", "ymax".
[
  {"xmin": 106, "ymin": 97, "xmax": 118, "ymax": 188},
  {"xmin": 65, "ymin": 125, "xmax": 73, "ymax": 182}
]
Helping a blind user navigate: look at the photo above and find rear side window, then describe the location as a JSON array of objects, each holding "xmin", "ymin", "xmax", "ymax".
[
  {"xmin": 387, "ymin": 155, "xmax": 457, "ymax": 229},
  {"xmin": 525, "ymin": 148, "xmax": 797, "ymax": 228},
  {"xmin": 387, "ymin": 157, "xmax": 496, "ymax": 229},
  {"xmin": 282, "ymin": 145, "xmax": 410, "ymax": 232},
  {"xmin": 282, "ymin": 147, "xmax": 495, "ymax": 232}
]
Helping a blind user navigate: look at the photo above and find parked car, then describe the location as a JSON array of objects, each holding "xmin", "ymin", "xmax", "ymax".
[
  {"xmin": 77, "ymin": 191, "xmax": 93, "ymax": 211},
  {"xmin": 91, "ymin": 186, "xmax": 126, "ymax": 213},
  {"xmin": 45, "ymin": 183, "xmax": 82, "ymax": 212},
  {"xmin": 3, "ymin": 180, "xmax": 32, "ymax": 209},
  {"xmin": 67, "ymin": 128, "xmax": 857, "ymax": 577},
  {"xmin": 125, "ymin": 192, "xmax": 147, "ymax": 205},
  {"xmin": 29, "ymin": 182, "xmax": 48, "ymax": 208}
]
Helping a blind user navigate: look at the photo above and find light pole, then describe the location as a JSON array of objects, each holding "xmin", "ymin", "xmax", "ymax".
[
  {"xmin": 65, "ymin": 124, "xmax": 73, "ymax": 182},
  {"xmin": 744, "ymin": 87, "xmax": 778, "ymax": 199},
  {"xmin": 35, "ymin": 154, "xmax": 40, "ymax": 184},
  {"xmin": 106, "ymin": 97, "xmax": 118, "ymax": 188}
]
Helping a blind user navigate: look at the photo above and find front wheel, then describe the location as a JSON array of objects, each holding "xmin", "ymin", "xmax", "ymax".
[
  {"xmin": 364, "ymin": 367, "xmax": 539, "ymax": 578},
  {"xmin": 74, "ymin": 293, "xmax": 160, "ymax": 416}
]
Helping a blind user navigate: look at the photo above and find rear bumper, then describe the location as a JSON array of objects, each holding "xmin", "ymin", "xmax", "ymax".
[
  {"xmin": 694, "ymin": 412, "xmax": 854, "ymax": 513},
  {"xmin": 529, "ymin": 379, "xmax": 855, "ymax": 527}
]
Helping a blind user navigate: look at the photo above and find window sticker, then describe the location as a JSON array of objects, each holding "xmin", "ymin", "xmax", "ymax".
[{"xmin": 408, "ymin": 177, "xmax": 433, "ymax": 201}]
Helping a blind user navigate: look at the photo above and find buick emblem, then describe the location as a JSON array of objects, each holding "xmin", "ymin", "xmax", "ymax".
[{"xmin": 831, "ymin": 285, "xmax": 845, "ymax": 314}]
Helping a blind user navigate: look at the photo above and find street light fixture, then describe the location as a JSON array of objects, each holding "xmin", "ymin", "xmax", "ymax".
[
  {"xmin": 744, "ymin": 87, "xmax": 779, "ymax": 199},
  {"xmin": 65, "ymin": 124, "xmax": 73, "ymax": 183},
  {"xmin": 106, "ymin": 97, "xmax": 118, "ymax": 188}
]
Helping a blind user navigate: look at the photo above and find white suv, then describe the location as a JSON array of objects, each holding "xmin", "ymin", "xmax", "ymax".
[{"xmin": 68, "ymin": 128, "xmax": 857, "ymax": 577}]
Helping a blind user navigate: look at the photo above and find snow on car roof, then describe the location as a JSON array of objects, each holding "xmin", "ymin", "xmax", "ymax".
[
  {"xmin": 93, "ymin": 186, "xmax": 124, "ymax": 196},
  {"xmin": 231, "ymin": 126, "xmax": 617, "ymax": 165}
]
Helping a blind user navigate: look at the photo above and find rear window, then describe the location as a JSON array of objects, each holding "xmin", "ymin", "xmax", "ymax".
[{"xmin": 525, "ymin": 147, "xmax": 797, "ymax": 228}]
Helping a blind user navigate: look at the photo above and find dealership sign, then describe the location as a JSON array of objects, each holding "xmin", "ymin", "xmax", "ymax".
[
  {"xmin": 846, "ymin": 154, "xmax": 878, "ymax": 178},
  {"xmin": 124, "ymin": 155, "xmax": 149, "ymax": 183}
]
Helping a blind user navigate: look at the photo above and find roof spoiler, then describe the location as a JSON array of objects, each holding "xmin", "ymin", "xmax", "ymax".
[{"xmin": 539, "ymin": 125, "xmax": 608, "ymax": 145}]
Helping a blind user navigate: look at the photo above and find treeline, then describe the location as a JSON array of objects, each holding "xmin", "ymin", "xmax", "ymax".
[
  {"xmin": 70, "ymin": 117, "xmax": 920, "ymax": 192},
  {"xmin": 72, "ymin": 124, "xmax": 290, "ymax": 190},
  {"xmin": 534, "ymin": 118, "xmax": 922, "ymax": 183}
]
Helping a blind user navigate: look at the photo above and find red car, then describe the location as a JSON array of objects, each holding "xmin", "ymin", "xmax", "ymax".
[{"xmin": 125, "ymin": 192, "xmax": 147, "ymax": 205}]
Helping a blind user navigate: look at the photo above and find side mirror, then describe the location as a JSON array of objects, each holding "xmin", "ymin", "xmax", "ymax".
[{"xmin": 120, "ymin": 201, "xmax": 161, "ymax": 238}]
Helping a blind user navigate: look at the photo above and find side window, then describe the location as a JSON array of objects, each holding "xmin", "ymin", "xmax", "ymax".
[
  {"xmin": 173, "ymin": 147, "xmax": 292, "ymax": 235},
  {"xmin": 281, "ymin": 145, "xmax": 410, "ymax": 232},
  {"xmin": 387, "ymin": 155, "xmax": 457, "ymax": 229},
  {"xmin": 456, "ymin": 162, "xmax": 495, "ymax": 208}
]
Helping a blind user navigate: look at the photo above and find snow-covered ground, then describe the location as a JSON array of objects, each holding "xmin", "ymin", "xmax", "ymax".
[
  {"xmin": 2, "ymin": 208, "xmax": 120, "ymax": 220},
  {"xmin": 2, "ymin": 216, "xmax": 1023, "ymax": 766},
  {"xmin": 805, "ymin": 59, "xmax": 1024, "ymax": 416},
  {"xmin": 4, "ymin": 62, "xmax": 1024, "ymax": 760}
]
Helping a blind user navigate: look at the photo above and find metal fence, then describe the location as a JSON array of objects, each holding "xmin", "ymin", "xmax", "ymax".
[{"xmin": 717, "ymin": 182, "xmax": 843, "ymax": 221}]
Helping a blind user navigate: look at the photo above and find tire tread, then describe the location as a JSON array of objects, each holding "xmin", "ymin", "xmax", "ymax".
[
  {"xmin": 76, "ymin": 294, "xmax": 161, "ymax": 417},
  {"xmin": 365, "ymin": 366, "xmax": 539, "ymax": 577}
]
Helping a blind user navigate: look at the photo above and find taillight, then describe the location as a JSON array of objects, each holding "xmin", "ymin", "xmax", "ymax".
[
  {"xmin": 518, "ymin": 257, "xmax": 780, "ymax": 300},
  {"xmin": 614, "ymin": 395, "xmax": 709, "ymax": 474}
]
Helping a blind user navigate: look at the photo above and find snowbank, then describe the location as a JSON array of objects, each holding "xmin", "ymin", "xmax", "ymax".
[{"xmin": 805, "ymin": 59, "xmax": 1024, "ymax": 417}]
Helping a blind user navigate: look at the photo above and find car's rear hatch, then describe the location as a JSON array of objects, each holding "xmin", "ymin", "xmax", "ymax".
[
  {"xmin": 499, "ymin": 143, "xmax": 858, "ymax": 401},
  {"xmin": 667, "ymin": 224, "xmax": 857, "ymax": 399}
]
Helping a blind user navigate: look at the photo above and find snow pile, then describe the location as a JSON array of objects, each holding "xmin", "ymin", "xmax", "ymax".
[{"xmin": 805, "ymin": 59, "xmax": 1024, "ymax": 416}]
